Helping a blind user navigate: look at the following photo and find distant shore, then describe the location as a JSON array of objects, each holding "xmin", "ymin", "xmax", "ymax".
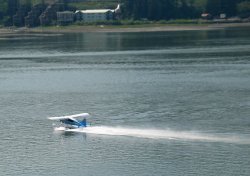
[{"xmin": 1, "ymin": 22, "xmax": 250, "ymax": 35}]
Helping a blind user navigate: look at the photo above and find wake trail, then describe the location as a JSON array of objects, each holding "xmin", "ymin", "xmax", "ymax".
[{"xmin": 60, "ymin": 126, "xmax": 250, "ymax": 145}]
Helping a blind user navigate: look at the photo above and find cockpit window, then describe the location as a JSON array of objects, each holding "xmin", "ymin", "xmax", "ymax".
[{"xmin": 67, "ymin": 119, "xmax": 74, "ymax": 122}]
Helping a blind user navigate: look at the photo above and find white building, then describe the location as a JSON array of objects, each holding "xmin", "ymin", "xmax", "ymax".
[
  {"xmin": 76, "ymin": 9, "xmax": 114, "ymax": 22},
  {"xmin": 75, "ymin": 4, "xmax": 120, "ymax": 22}
]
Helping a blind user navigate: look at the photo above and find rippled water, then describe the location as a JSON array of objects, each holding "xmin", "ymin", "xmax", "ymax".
[{"xmin": 0, "ymin": 27, "xmax": 250, "ymax": 176}]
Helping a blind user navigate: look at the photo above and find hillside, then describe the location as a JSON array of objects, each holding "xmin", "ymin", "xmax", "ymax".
[{"xmin": 1, "ymin": 0, "xmax": 250, "ymax": 27}]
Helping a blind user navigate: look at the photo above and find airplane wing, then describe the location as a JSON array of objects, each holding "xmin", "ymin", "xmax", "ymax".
[{"xmin": 48, "ymin": 113, "xmax": 90, "ymax": 121}]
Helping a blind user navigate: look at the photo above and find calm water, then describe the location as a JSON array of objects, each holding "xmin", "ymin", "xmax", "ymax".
[{"xmin": 0, "ymin": 27, "xmax": 250, "ymax": 176}]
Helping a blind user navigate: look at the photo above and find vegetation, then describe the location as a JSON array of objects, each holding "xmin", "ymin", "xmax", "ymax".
[
  {"xmin": 72, "ymin": 19, "xmax": 210, "ymax": 27},
  {"xmin": 122, "ymin": 0, "xmax": 250, "ymax": 20},
  {"xmin": 237, "ymin": 1, "xmax": 250, "ymax": 17},
  {"xmin": 0, "ymin": 0, "xmax": 250, "ymax": 27},
  {"xmin": 68, "ymin": 0, "xmax": 118, "ymax": 10}
]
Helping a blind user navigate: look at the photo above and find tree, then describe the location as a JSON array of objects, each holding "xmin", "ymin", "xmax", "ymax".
[
  {"xmin": 206, "ymin": 0, "xmax": 221, "ymax": 16},
  {"xmin": 0, "ymin": 0, "xmax": 8, "ymax": 20},
  {"xmin": 220, "ymin": 0, "xmax": 238, "ymax": 16},
  {"xmin": 237, "ymin": 1, "xmax": 250, "ymax": 17},
  {"xmin": 206, "ymin": 0, "xmax": 240, "ymax": 17},
  {"xmin": 7, "ymin": 0, "xmax": 18, "ymax": 16},
  {"xmin": 122, "ymin": 0, "xmax": 134, "ymax": 18},
  {"xmin": 132, "ymin": 0, "xmax": 147, "ymax": 20}
]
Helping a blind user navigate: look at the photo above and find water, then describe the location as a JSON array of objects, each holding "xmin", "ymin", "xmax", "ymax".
[{"xmin": 0, "ymin": 27, "xmax": 250, "ymax": 176}]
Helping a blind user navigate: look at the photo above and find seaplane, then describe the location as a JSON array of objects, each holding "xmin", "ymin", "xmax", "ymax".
[{"xmin": 48, "ymin": 113, "xmax": 90, "ymax": 131}]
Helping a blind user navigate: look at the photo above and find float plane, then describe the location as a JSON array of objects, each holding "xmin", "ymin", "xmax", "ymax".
[{"xmin": 48, "ymin": 113, "xmax": 90, "ymax": 130}]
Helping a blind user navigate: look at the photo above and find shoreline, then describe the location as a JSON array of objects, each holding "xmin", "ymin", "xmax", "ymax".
[{"xmin": 1, "ymin": 22, "xmax": 250, "ymax": 35}]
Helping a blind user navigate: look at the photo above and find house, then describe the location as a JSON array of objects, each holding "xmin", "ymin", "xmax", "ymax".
[
  {"xmin": 25, "ymin": 4, "xmax": 46, "ymax": 27},
  {"xmin": 57, "ymin": 11, "xmax": 75, "ymax": 25},
  {"xmin": 220, "ymin": 13, "xmax": 227, "ymax": 19},
  {"xmin": 40, "ymin": 3, "xmax": 65, "ymax": 26},
  {"xmin": 201, "ymin": 13, "xmax": 212, "ymax": 20},
  {"xmin": 75, "ymin": 4, "xmax": 120, "ymax": 22}
]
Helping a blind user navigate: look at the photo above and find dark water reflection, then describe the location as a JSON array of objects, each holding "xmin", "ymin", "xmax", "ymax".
[{"xmin": 0, "ymin": 27, "xmax": 249, "ymax": 53}]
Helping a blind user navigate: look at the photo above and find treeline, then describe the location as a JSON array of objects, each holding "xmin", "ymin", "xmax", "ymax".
[
  {"xmin": 1, "ymin": 0, "xmax": 250, "ymax": 26},
  {"xmin": 0, "ymin": 0, "xmax": 34, "ymax": 25},
  {"xmin": 122, "ymin": 0, "xmax": 250, "ymax": 20},
  {"xmin": 0, "ymin": 0, "xmax": 59, "ymax": 25}
]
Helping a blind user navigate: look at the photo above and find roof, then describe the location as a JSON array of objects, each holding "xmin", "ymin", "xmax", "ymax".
[
  {"xmin": 201, "ymin": 13, "xmax": 211, "ymax": 17},
  {"xmin": 76, "ymin": 9, "xmax": 115, "ymax": 14},
  {"xmin": 57, "ymin": 11, "xmax": 74, "ymax": 14}
]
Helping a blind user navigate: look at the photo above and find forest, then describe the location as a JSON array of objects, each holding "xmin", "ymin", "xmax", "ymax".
[
  {"xmin": 122, "ymin": 0, "xmax": 250, "ymax": 20},
  {"xmin": 0, "ymin": 0, "xmax": 250, "ymax": 26}
]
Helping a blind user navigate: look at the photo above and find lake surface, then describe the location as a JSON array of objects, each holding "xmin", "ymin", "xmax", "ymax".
[{"xmin": 0, "ymin": 27, "xmax": 250, "ymax": 176}]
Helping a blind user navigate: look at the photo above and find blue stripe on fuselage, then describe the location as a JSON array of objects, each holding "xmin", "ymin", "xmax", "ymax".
[{"xmin": 60, "ymin": 119, "xmax": 82, "ymax": 127}]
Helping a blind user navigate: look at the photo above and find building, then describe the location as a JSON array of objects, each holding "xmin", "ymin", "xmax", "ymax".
[
  {"xmin": 25, "ymin": 4, "xmax": 46, "ymax": 27},
  {"xmin": 220, "ymin": 13, "xmax": 227, "ymax": 19},
  {"xmin": 75, "ymin": 4, "xmax": 120, "ymax": 22},
  {"xmin": 40, "ymin": 3, "xmax": 65, "ymax": 26},
  {"xmin": 13, "ymin": 5, "xmax": 29, "ymax": 27},
  {"xmin": 75, "ymin": 9, "xmax": 114, "ymax": 22},
  {"xmin": 201, "ymin": 13, "xmax": 212, "ymax": 20},
  {"xmin": 57, "ymin": 11, "xmax": 75, "ymax": 25}
]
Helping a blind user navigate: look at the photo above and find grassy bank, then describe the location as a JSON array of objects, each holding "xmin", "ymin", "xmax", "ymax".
[
  {"xmin": 61, "ymin": 18, "xmax": 248, "ymax": 27},
  {"xmin": 1, "ymin": 21, "xmax": 250, "ymax": 34},
  {"xmin": 24, "ymin": 22, "xmax": 249, "ymax": 33},
  {"xmin": 31, "ymin": 20, "xmax": 210, "ymax": 31},
  {"xmin": 70, "ymin": 19, "xmax": 212, "ymax": 27}
]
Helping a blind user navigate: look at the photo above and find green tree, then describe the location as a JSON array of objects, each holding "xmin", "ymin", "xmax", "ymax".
[
  {"xmin": 0, "ymin": 0, "xmax": 8, "ymax": 20},
  {"xmin": 221, "ymin": 0, "xmax": 238, "ymax": 16},
  {"xmin": 161, "ymin": 0, "xmax": 176, "ymax": 20},
  {"xmin": 237, "ymin": 0, "xmax": 250, "ymax": 17},
  {"xmin": 8, "ymin": 0, "xmax": 18, "ymax": 17},
  {"xmin": 206, "ymin": 0, "xmax": 221, "ymax": 16},
  {"xmin": 132, "ymin": 0, "xmax": 147, "ymax": 20},
  {"xmin": 206, "ymin": 0, "xmax": 240, "ymax": 17}
]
